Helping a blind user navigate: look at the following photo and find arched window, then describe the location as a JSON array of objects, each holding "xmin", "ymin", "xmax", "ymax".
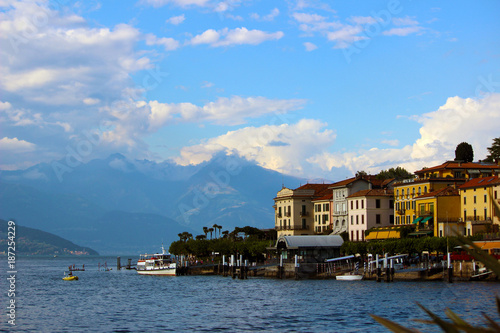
[
  {"xmin": 424, "ymin": 186, "xmax": 427, "ymax": 193},
  {"xmin": 418, "ymin": 187, "xmax": 421, "ymax": 195}
]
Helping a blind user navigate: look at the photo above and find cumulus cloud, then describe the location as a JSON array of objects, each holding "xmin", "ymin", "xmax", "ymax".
[
  {"xmin": 189, "ymin": 27, "xmax": 284, "ymax": 47},
  {"xmin": 307, "ymin": 93, "xmax": 500, "ymax": 178},
  {"xmin": 175, "ymin": 119, "xmax": 335, "ymax": 175},
  {"xmin": 0, "ymin": 137, "xmax": 36, "ymax": 152},
  {"xmin": 145, "ymin": 34, "xmax": 180, "ymax": 51}
]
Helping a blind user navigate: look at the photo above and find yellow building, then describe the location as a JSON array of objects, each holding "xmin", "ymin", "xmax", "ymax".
[
  {"xmin": 459, "ymin": 176, "xmax": 500, "ymax": 236},
  {"xmin": 415, "ymin": 187, "xmax": 461, "ymax": 237},
  {"xmin": 393, "ymin": 160, "xmax": 500, "ymax": 237}
]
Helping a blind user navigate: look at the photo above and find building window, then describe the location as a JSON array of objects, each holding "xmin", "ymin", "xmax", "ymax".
[
  {"xmin": 302, "ymin": 219, "xmax": 306, "ymax": 229},
  {"xmin": 351, "ymin": 201, "xmax": 353, "ymax": 210},
  {"xmin": 361, "ymin": 200, "xmax": 364, "ymax": 209},
  {"xmin": 495, "ymin": 191, "xmax": 498, "ymax": 199},
  {"xmin": 324, "ymin": 203, "xmax": 329, "ymax": 211},
  {"xmin": 376, "ymin": 199, "xmax": 381, "ymax": 208},
  {"xmin": 396, "ymin": 189, "xmax": 399, "ymax": 197},
  {"xmin": 390, "ymin": 215, "xmax": 394, "ymax": 225},
  {"xmin": 356, "ymin": 230, "xmax": 359, "ymax": 241},
  {"xmin": 362, "ymin": 215, "xmax": 364, "ymax": 224},
  {"xmin": 424, "ymin": 186, "xmax": 427, "ymax": 193},
  {"xmin": 351, "ymin": 216, "xmax": 353, "ymax": 225},
  {"xmin": 356, "ymin": 215, "xmax": 359, "ymax": 224},
  {"xmin": 351, "ymin": 230, "xmax": 354, "ymax": 240},
  {"xmin": 484, "ymin": 194, "xmax": 487, "ymax": 203},
  {"xmin": 474, "ymin": 196, "xmax": 476, "ymax": 204},
  {"xmin": 356, "ymin": 200, "xmax": 359, "ymax": 209},
  {"xmin": 389, "ymin": 200, "xmax": 394, "ymax": 209},
  {"xmin": 376, "ymin": 214, "xmax": 381, "ymax": 224},
  {"xmin": 418, "ymin": 187, "xmax": 421, "ymax": 195},
  {"xmin": 464, "ymin": 197, "xmax": 466, "ymax": 205},
  {"xmin": 464, "ymin": 210, "xmax": 467, "ymax": 222}
]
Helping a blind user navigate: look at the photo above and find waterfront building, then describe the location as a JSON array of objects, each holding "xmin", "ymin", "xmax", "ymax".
[
  {"xmin": 312, "ymin": 193, "xmax": 333, "ymax": 234},
  {"xmin": 415, "ymin": 187, "xmax": 461, "ymax": 237},
  {"xmin": 459, "ymin": 175, "xmax": 500, "ymax": 236},
  {"xmin": 330, "ymin": 177, "xmax": 372, "ymax": 235},
  {"xmin": 274, "ymin": 235, "xmax": 343, "ymax": 262},
  {"xmin": 347, "ymin": 189, "xmax": 394, "ymax": 241},
  {"xmin": 274, "ymin": 184, "xmax": 331, "ymax": 238},
  {"xmin": 393, "ymin": 160, "xmax": 500, "ymax": 237}
]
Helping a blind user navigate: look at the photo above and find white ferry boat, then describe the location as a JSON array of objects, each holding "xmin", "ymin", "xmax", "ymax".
[{"xmin": 136, "ymin": 245, "xmax": 177, "ymax": 276}]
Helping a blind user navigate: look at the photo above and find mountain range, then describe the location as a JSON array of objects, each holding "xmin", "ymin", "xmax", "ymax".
[{"xmin": 0, "ymin": 153, "xmax": 303, "ymax": 254}]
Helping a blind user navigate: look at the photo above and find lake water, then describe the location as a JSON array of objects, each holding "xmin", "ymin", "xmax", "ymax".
[{"xmin": 2, "ymin": 256, "xmax": 500, "ymax": 332}]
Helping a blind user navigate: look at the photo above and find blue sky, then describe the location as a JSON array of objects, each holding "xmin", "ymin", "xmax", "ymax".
[{"xmin": 1, "ymin": 0, "xmax": 499, "ymax": 180}]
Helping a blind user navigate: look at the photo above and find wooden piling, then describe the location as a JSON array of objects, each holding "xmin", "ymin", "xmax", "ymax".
[{"xmin": 117, "ymin": 257, "xmax": 121, "ymax": 270}]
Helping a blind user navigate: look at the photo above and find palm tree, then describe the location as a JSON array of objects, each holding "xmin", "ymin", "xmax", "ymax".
[
  {"xmin": 212, "ymin": 224, "xmax": 219, "ymax": 239},
  {"xmin": 222, "ymin": 230, "xmax": 229, "ymax": 238},
  {"xmin": 208, "ymin": 227, "xmax": 214, "ymax": 240},
  {"xmin": 203, "ymin": 227, "xmax": 208, "ymax": 239},
  {"xmin": 178, "ymin": 233, "xmax": 183, "ymax": 241},
  {"xmin": 217, "ymin": 225, "xmax": 222, "ymax": 238}
]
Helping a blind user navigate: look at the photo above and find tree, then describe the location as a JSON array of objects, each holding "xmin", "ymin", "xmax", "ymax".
[
  {"xmin": 203, "ymin": 227, "xmax": 208, "ymax": 239},
  {"xmin": 376, "ymin": 167, "xmax": 413, "ymax": 180},
  {"xmin": 455, "ymin": 142, "xmax": 474, "ymax": 162},
  {"xmin": 484, "ymin": 137, "xmax": 500, "ymax": 163},
  {"xmin": 208, "ymin": 227, "xmax": 214, "ymax": 240},
  {"xmin": 355, "ymin": 170, "xmax": 367, "ymax": 178}
]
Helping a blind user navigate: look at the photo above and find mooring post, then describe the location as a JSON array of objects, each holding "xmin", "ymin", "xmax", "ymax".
[
  {"xmin": 294, "ymin": 255, "xmax": 299, "ymax": 280},
  {"xmin": 390, "ymin": 259, "xmax": 394, "ymax": 282},
  {"xmin": 117, "ymin": 257, "xmax": 121, "ymax": 270},
  {"xmin": 222, "ymin": 255, "xmax": 226, "ymax": 277},
  {"xmin": 376, "ymin": 254, "xmax": 381, "ymax": 282},
  {"xmin": 244, "ymin": 260, "xmax": 248, "ymax": 279},
  {"xmin": 279, "ymin": 254, "xmax": 283, "ymax": 279},
  {"xmin": 447, "ymin": 252, "xmax": 453, "ymax": 283},
  {"xmin": 231, "ymin": 255, "xmax": 236, "ymax": 279}
]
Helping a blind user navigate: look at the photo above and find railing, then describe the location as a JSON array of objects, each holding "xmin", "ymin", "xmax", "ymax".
[
  {"xmin": 299, "ymin": 211, "xmax": 309, "ymax": 217},
  {"xmin": 418, "ymin": 211, "xmax": 434, "ymax": 217},
  {"xmin": 332, "ymin": 211, "xmax": 347, "ymax": 216},
  {"xmin": 284, "ymin": 212, "xmax": 291, "ymax": 217},
  {"xmin": 465, "ymin": 216, "xmax": 493, "ymax": 223},
  {"xmin": 276, "ymin": 213, "xmax": 282, "ymax": 218}
]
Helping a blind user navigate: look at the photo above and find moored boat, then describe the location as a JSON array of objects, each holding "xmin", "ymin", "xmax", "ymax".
[
  {"xmin": 336, "ymin": 274, "xmax": 363, "ymax": 281},
  {"xmin": 136, "ymin": 245, "xmax": 177, "ymax": 276}
]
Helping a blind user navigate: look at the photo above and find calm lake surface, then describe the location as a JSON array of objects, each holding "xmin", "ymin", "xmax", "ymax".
[{"xmin": 2, "ymin": 256, "xmax": 500, "ymax": 332}]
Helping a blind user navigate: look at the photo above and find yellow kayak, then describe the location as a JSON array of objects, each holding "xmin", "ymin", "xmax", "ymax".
[{"xmin": 63, "ymin": 275, "xmax": 79, "ymax": 281}]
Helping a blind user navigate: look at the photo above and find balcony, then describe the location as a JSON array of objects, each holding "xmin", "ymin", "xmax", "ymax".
[
  {"xmin": 284, "ymin": 212, "xmax": 291, "ymax": 217},
  {"xmin": 276, "ymin": 213, "xmax": 282, "ymax": 218},
  {"xmin": 299, "ymin": 211, "xmax": 309, "ymax": 217},
  {"xmin": 397, "ymin": 209, "xmax": 406, "ymax": 215}
]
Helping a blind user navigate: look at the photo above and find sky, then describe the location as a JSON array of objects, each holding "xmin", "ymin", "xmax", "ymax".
[{"xmin": 1, "ymin": 0, "xmax": 499, "ymax": 180}]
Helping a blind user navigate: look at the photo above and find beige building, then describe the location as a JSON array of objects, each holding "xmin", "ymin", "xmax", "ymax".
[
  {"xmin": 274, "ymin": 184, "xmax": 331, "ymax": 238},
  {"xmin": 312, "ymin": 193, "xmax": 332, "ymax": 234},
  {"xmin": 347, "ymin": 189, "xmax": 394, "ymax": 241}
]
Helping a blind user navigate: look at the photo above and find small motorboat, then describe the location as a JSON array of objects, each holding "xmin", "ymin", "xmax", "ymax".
[
  {"xmin": 63, "ymin": 275, "xmax": 79, "ymax": 281},
  {"xmin": 336, "ymin": 273, "xmax": 363, "ymax": 281}
]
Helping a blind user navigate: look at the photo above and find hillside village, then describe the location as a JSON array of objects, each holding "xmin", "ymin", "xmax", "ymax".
[{"xmin": 273, "ymin": 158, "xmax": 500, "ymax": 244}]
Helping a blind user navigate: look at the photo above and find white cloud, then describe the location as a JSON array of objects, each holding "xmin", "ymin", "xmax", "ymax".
[
  {"xmin": 166, "ymin": 14, "xmax": 185, "ymax": 25},
  {"xmin": 327, "ymin": 25, "xmax": 366, "ymax": 49},
  {"xmin": 304, "ymin": 42, "xmax": 317, "ymax": 51},
  {"xmin": 348, "ymin": 16, "xmax": 377, "ymax": 25},
  {"xmin": 383, "ymin": 26, "xmax": 422, "ymax": 37},
  {"xmin": 147, "ymin": 96, "xmax": 306, "ymax": 130},
  {"xmin": 145, "ymin": 34, "xmax": 180, "ymax": 51},
  {"xmin": 83, "ymin": 98, "xmax": 101, "ymax": 105},
  {"xmin": 189, "ymin": 27, "xmax": 284, "ymax": 47},
  {"xmin": 251, "ymin": 8, "xmax": 280, "ymax": 21},
  {"xmin": 381, "ymin": 139, "xmax": 399, "ymax": 147},
  {"xmin": 175, "ymin": 119, "xmax": 335, "ymax": 175},
  {"xmin": 393, "ymin": 16, "xmax": 419, "ymax": 26},
  {"xmin": 0, "ymin": 137, "xmax": 36, "ymax": 152}
]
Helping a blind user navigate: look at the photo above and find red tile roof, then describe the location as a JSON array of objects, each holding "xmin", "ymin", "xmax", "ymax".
[
  {"xmin": 347, "ymin": 189, "xmax": 394, "ymax": 198},
  {"xmin": 294, "ymin": 183, "xmax": 332, "ymax": 199},
  {"xmin": 459, "ymin": 176, "xmax": 500, "ymax": 190},
  {"xmin": 415, "ymin": 161, "xmax": 500, "ymax": 174},
  {"xmin": 415, "ymin": 186, "xmax": 459, "ymax": 199},
  {"xmin": 312, "ymin": 193, "xmax": 333, "ymax": 202}
]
